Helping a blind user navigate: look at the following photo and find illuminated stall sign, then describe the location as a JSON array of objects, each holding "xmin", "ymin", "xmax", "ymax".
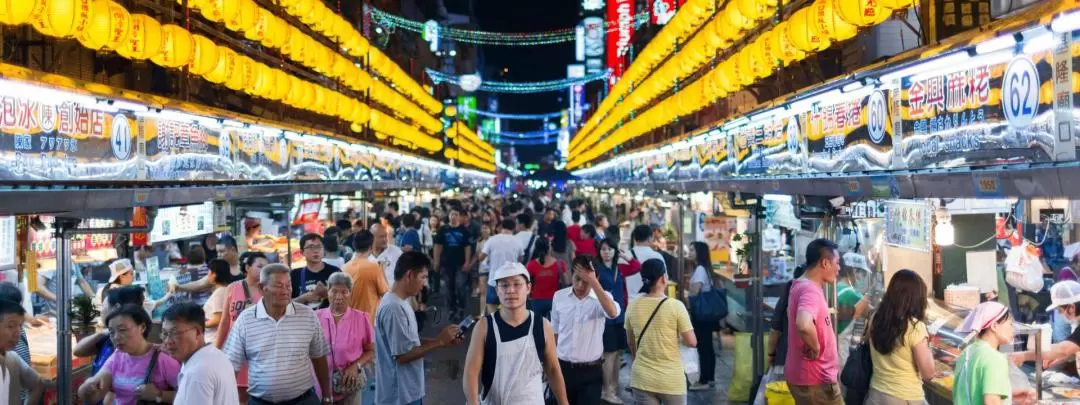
[
  {"xmin": 143, "ymin": 118, "xmax": 233, "ymax": 180},
  {"xmin": 230, "ymin": 128, "xmax": 291, "ymax": 180},
  {"xmin": 285, "ymin": 136, "xmax": 336, "ymax": 180},
  {"xmin": 0, "ymin": 97, "xmax": 137, "ymax": 180},
  {"xmin": 806, "ymin": 89, "xmax": 894, "ymax": 173},
  {"xmin": 149, "ymin": 202, "xmax": 214, "ymax": 244},
  {"xmin": 731, "ymin": 115, "xmax": 804, "ymax": 176},
  {"xmin": 702, "ymin": 132, "xmax": 734, "ymax": 177},
  {"xmin": 884, "ymin": 200, "xmax": 931, "ymax": 252},
  {"xmin": 606, "ymin": 0, "xmax": 634, "ymax": 86},
  {"xmin": 355, "ymin": 152, "xmax": 373, "ymax": 181},
  {"xmin": 898, "ymin": 52, "xmax": 1055, "ymax": 169}
]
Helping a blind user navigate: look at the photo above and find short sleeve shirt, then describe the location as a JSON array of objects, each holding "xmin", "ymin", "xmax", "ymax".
[
  {"xmin": 483, "ymin": 234, "xmax": 524, "ymax": 286},
  {"xmin": 784, "ymin": 279, "xmax": 839, "ymax": 386},
  {"xmin": 952, "ymin": 340, "xmax": 1011, "ymax": 405},
  {"xmin": 290, "ymin": 264, "xmax": 342, "ymax": 310},
  {"xmin": 625, "ymin": 297, "xmax": 693, "ymax": 395},
  {"xmin": 435, "ymin": 225, "xmax": 474, "ymax": 268},
  {"xmin": 103, "ymin": 349, "xmax": 182, "ymax": 405},
  {"xmin": 375, "ymin": 293, "xmax": 424, "ymax": 405},
  {"xmin": 690, "ymin": 265, "xmax": 711, "ymax": 292},
  {"xmin": 870, "ymin": 319, "xmax": 929, "ymax": 400}
]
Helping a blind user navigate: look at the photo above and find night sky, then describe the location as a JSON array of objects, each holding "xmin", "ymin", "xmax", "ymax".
[{"xmin": 473, "ymin": 0, "xmax": 579, "ymax": 165}]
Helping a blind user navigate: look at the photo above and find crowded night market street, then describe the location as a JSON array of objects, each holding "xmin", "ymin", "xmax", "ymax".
[{"xmin": 4, "ymin": 0, "xmax": 1080, "ymax": 405}]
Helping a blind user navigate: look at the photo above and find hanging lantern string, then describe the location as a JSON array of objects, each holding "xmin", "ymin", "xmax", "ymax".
[
  {"xmin": 370, "ymin": 7, "xmax": 650, "ymax": 45},
  {"xmin": 485, "ymin": 128, "xmax": 564, "ymax": 139},
  {"xmin": 427, "ymin": 69, "xmax": 610, "ymax": 93},
  {"xmin": 458, "ymin": 107, "xmax": 564, "ymax": 120}
]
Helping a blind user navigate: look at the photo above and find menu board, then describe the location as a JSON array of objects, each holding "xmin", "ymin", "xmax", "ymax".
[
  {"xmin": 0, "ymin": 216, "xmax": 15, "ymax": 268},
  {"xmin": 898, "ymin": 52, "xmax": 1056, "ymax": 169},
  {"xmin": 29, "ymin": 217, "xmax": 116, "ymax": 260},
  {"xmin": 806, "ymin": 88, "xmax": 895, "ymax": 173},
  {"xmin": 0, "ymin": 96, "xmax": 138, "ymax": 181},
  {"xmin": 884, "ymin": 201, "xmax": 931, "ymax": 252},
  {"xmin": 731, "ymin": 115, "xmax": 805, "ymax": 176},
  {"xmin": 148, "ymin": 202, "xmax": 214, "ymax": 244},
  {"xmin": 142, "ymin": 118, "xmax": 234, "ymax": 180}
]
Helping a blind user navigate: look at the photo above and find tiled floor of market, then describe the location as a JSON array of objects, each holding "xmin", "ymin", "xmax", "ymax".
[{"xmin": 416, "ymin": 291, "xmax": 736, "ymax": 405}]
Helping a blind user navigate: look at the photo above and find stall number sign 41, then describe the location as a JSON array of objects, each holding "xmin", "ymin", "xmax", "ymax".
[{"xmin": 1002, "ymin": 56, "xmax": 1040, "ymax": 130}]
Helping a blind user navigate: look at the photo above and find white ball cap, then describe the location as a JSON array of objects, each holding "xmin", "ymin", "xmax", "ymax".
[
  {"xmin": 1047, "ymin": 280, "xmax": 1080, "ymax": 312},
  {"xmin": 493, "ymin": 262, "xmax": 530, "ymax": 283}
]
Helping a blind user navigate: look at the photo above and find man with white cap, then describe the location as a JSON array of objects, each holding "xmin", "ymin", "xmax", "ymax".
[
  {"xmin": 463, "ymin": 262, "xmax": 569, "ymax": 405},
  {"xmin": 1011, "ymin": 280, "xmax": 1080, "ymax": 368}
]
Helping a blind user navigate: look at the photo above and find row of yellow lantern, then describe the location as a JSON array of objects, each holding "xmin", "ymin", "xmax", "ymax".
[
  {"xmin": 569, "ymin": 0, "xmax": 715, "ymax": 153},
  {"xmin": 446, "ymin": 147, "xmax": 496, "ymax": 172},
  {"xmin": 446, "ymin": 121, "xmax": 495, "ymax": 163},
  {"xmin": 272, "ymin": 0, "xmax": 442, "ymax": 115},
  {"xmin": 0, "ymin": 0, "xmax": 445, "ymax": 153},
  {"xmin": 367, "ymin": 109, "xmax": 444, "ymax": 152},
  {"xmin": 172, "ymin": 0, "xmax": 444, "ymax": 137},
  {"xmin": 568, "ymin": 0, "xmax": 915, "ymax": 169}
]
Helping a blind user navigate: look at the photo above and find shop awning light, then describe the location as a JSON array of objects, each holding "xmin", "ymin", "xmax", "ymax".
[
  {"xmin": 879, "ymin": 51, "xmax": 971, "ymax": 83},
  {"xmin": 975, "ymin": 34, "xmax": 1018, "ymax": 55},
  {"xmin": 223, "ymin": 120, "xmax": 247, "ymax": 129},
  {"xmin": 1051, "ymin": 10, "xmax": 1080, "ymax": 33},
  {"xmin": 106, "ymin": 100, "xmax": 149, "ymax": 112},
  {"xmin": 841, "ymin": 82, "xmax": 864, "ymax": 93},
  {"xmin": 763, "ymin": 194, "xmax": 792, "ymax": 202},
  {"xmin": 722, "ymin": 117, "xmax": 749, "ymax": 130},
  {"xmin": 751, "ymin": 107, "xmax": 786, "ymax": 123},
  {"xmin": 1021, "ymin": 27, "xmax": 1054, "ymax": 54}
]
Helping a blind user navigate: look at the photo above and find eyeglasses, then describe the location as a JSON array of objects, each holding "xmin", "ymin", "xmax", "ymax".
[{"xmin": 160, "ymin": 327, "xmax": 198, "ymax": 341}]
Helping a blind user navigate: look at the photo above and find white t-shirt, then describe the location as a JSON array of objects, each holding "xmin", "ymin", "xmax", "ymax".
[
  {"xmin": 175, "ymin": 345, "xmax": 240, "ymax": 405},
  {"xmin": 690, "ymin": 265, "xmax": 712, "ymax": 292},
  {"xmin": 203, "ymin": 286, "xmax": 229, "ymax": 343},
  {"xmin": 374, "ymin": 245, "xmax": 404, "ymax": 289},
  {"xmin": 323, "ymin": 256, "xmax": 346, "ymax": 268},
  {"xmin": 483, "ymin": 233, "xmax": 525, "ymax": 286},
  {"xmin": 515, "ymin": 231, "xmax": 537, "ymax": 261},
  {"xmin": 629, "ymin": 246, "xmax": 665, "ymax": 298}
]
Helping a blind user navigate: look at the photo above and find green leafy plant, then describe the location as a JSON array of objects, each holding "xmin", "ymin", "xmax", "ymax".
[
  {"xmin": 69, "ymin": 295, "xmax": 99, "ymax": 336},
  {"xmin": 732, "ymin": 231, "xmax": 758, "ymax": 276}
]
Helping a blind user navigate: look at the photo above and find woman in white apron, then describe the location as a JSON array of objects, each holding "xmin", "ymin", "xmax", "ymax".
[{"xmin": 463, "ymin": 262, "xmax": 569, "ymax": 405}]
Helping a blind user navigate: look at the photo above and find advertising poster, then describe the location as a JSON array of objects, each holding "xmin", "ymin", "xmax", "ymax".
[
  {"xmin": 148, "ymin": 202, "xmax": 214, "ymax": 244},
  {"xmin": 731, "ymin": 115, "xmax": 805, "ymax": 176},
  {"xmin": 884, "ymin": 201, "xmax": 931, "ymax": 252},
  {"xmin": 606, "ymin": 0, "xmax": 634, "ymax": 85},
  {"xmin": 702, "ymin": 216, "xmax": 736, "ymax": 263},
  {"xmin": 704, "ymin": 132, "xmax": 735, "ymax": 177},
  {"xmin": 287, "ymin": 136, "xmax": 336, "ymax": 181},
  {"xmin": 142, "ymin": 118, "xmax": 234, "ymax": 180},
  {"xmin": 898, "ymin": 51, "xmax": 1056, "ymax": 169},
  {"xmin": 805, "ymin": 88, "xmax": 896, "ymax": 173},
  {"xmin": 230, "ymin": 128, "xmax": 291, "ymax": 180},
  {"xmin": 0, "ymin": 97, "xmax": 138, "ymax": 181}
]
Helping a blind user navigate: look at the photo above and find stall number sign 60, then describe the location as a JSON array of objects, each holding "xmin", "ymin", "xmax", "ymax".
[{"xmin": 1002, "ymin": 56, "xmax": 1040, "ymax": 130}]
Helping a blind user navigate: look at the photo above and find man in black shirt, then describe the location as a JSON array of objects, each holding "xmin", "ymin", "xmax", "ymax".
[
  {"xmin": 433, "ymin": 206, "xmax": 475, "ymax": 317},
  {"xmin": 291, "ymin": 233, "xmax": 341, "ymax": 309}
]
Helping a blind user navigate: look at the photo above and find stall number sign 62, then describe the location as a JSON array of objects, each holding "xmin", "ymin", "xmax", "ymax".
[{"xmin": 1002, "ymin": 56, "xmax": 1040, "ymax": 130}]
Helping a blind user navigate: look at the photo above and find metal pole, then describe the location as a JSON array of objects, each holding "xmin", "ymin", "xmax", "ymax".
[
  {"xmin": 751, "ymin": 200, "xmax": 765, "ymax": 382},
  {"xmin": 55, "ymin": 225, "xmax": 72, "ymax": 405},
  {"xmin": 675, "ymin": 197, "xmax": 686, "ymax": 301}
]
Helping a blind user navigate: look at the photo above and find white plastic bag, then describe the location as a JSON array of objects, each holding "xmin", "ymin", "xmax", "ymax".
[
  {"xmin": 681, "ymin": 344, "xmax": 700, "ymax": 381},
  {"xmin": 1004, "ymin": 242, "xmax": 1044, "ymax": 293}
]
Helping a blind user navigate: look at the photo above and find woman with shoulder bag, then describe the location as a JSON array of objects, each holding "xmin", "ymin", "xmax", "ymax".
[
  {"xmin": 78, "ymin": 304, "xmax": 181, "ymax": 405},
  {"xmin": 865, "ymin": 270, "xmax": 934, "ymax": 405},
  {"xmin": 687, "ymin": 242, "xmax": 720, "ymax": 391},
  {"xmin": 626, "ymin": 259, "xmax": 697, "ymax": 405},
  {"xmin": 317, "ymin": 273, "xmax": 376, "ymax": 405}
]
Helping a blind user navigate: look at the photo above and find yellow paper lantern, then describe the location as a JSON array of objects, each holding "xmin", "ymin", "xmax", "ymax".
[
  {"xmin": 283, "ymin": 27, "xmax": 306, "ymax": 59},
  {"xmin": 756, "ymin": 30, "xmax": 777, "ymax": 71},
  {"xmin": 118, "ymin": 14, "xmax": 161, "ymax": 60},
  {"xmin": 814, "ymin": 0, "xmax": 858, "ymax": 41},
  {"xmin": 225, "ymin": 0, "xmax": 255, "ymax": 32},
  {"xmin": 263, "ymin": 15, "xmax": 287, "ymax": 48},
  {"xmin": 835, "ymin": 0, "xmax": 890, "ymax": 27},
  {"xmin": 301, "ymin": 3, "xmax": 325, "ymax": 26},
  {"xmin": 445, "ymin": 105, "xmax": 457, "ymax": 117},
  {"xmin": 732, "ymin": 51, "xmax": 754, "ymax": 86},
  {"xmin": 245, "ymin": 7, "xmax": 270, "ymax": 42},
  {"xmin": 288, "ymin": 0, "xmax": 314, "ymax": 20},
  {"xmin": 881, "ymin": 0, "xmax": 916, "ymax": 9},
  {"xmin": 737, "ymin": 0, "xmax": 776, "ymax": 22},
  {"xmin": 272, "ymin": 69, "xmax": 291, "ymax": 100},
  {"xmin": 77, "ymin": 0, "xmax": 116, "ymax": 50},
  {"xmin": 188, "ymin": 34, "xmax": 218, "ymax": 76},
  {"xmin": 724, "ymin": 6, "xmax": 753, "ymax": 31},
  {"xmin": 199, "ymin": 0, "xmax": 238, "ymax": 23},
  {"xmin": 226, "ymin": 55, "xmax": 254, "ymax": 90},
  {"xmin": 206, "ymin": 47, "xmax": 236, "ymax": 84},
  {"xmin": 34, "ymin": 0, "xmax": 92, "ymax": 38},
  {"xmin": 772, "ymin": 22, "xmax": 805, "ymax": 65},
  {"xmin": 712, "ymin": 62, "xmax": 737, "ymax": 93},
  {"xmin": 1, "ymin": 0, "xmax": 42, "ymax": 25},
  {"xmin": 786, "ymin": 7, "xmax": 829, "ymax": 52},
  {"xmin": 151, "ymin": 24, "xmax": 193, "ymax": 68}
]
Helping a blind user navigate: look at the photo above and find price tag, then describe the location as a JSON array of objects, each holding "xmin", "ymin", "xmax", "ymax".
[
  {"xmin": 973, "ymin": 175, "xmax": 1003, "ymax": 197},
  {"xmin": 1002, "ymin": 56, "xmax": 1040, "ymax": 130}
]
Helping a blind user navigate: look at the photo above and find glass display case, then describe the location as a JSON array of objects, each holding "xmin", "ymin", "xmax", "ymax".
[{"xmin": 923, "ymin": 299, "xmax": 1080, "ymax": 404}]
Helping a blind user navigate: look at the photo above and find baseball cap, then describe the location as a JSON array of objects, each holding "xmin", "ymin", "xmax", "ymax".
[
  {"xmin": 638, "ymin": 258, "xmax": 667, "ymax": 294},
  {"xmin": 956, "ymin": 301, "xmax": 1009, "ymax": 334},
  {"xmin": 493, "ymin": 262, "xmax": 530, "ymax": 283},
  {"xmin": 108, "ymin": 259, "xmax": 133, "ymax": 283},
  {"xmin": 1047, "ymin": 280, "xmax": 1080, "ymax": 311}
]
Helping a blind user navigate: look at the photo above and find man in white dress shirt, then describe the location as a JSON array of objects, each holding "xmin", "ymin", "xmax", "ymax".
[
  {"xmin": 628, "ymin": 225, "xmax": 665, "ymax": 299},
  {"xmin": 551, "ymin": 256, "xmax": 621, "ymax": 405},
  {"xmin": 162, "ymin": 302, "xmax": 239, "ymax": 405}
]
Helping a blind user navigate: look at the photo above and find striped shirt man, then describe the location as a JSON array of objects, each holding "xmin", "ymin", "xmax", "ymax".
[{"xmin": 223, "ymin": 299, "xmax": 330, "ymax": 403}]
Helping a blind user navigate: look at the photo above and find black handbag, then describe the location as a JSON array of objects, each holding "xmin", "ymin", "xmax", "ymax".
[{"xmin": 839, "ymin": 342, "xmax": 873, "ymax": 405}]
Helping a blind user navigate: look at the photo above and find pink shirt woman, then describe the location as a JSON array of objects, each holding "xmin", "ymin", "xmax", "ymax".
[{"xmin": 316, "ymin": 272, "xmax": 376, "ymax": 404}]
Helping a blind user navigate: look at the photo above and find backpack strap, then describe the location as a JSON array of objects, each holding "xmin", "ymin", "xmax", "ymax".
[
  {"xmin": 522, "ymin": 233, "xmax": 538, "ymax": 265},
  {"xmin": 241, "ymin": 280, "xmax": 253, "ymax": 307},
  {"xmin": 142, "ymin": 348, "xmax": 160, "ymax": 385},
  {"xmin": 636, "ymin": 298, "xmax": 669, "ymax": 349}
]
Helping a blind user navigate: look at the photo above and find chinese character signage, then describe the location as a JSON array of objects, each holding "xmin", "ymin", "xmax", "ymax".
[
  {"xmin": 731, "ymin": 115, "xmax": 805, "ymax": 176},
  {"xmin": 885, "ymin": 201, "xmax": 931, "ymax": 252},
  {"xmin": 898, "ymin": 52, "xmax": 1056, "ymax": 169},
  {"xmin": 229, "ymin": 128, "xmax": 291, "ymax": 180},
  {"xmin": 0, "ymin": 96, "xmax": 136, "ymax": 180},
  {"xmin": 606, "ymin": 0, "xmax": 634, "ymax": 86},
  {"xmin": 806, "ymin": 88, "xmax": 895, "ymax": 173},
  {"xmin": 142, "ymin": 118, "xmax": 233, "ymax": 180}
]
